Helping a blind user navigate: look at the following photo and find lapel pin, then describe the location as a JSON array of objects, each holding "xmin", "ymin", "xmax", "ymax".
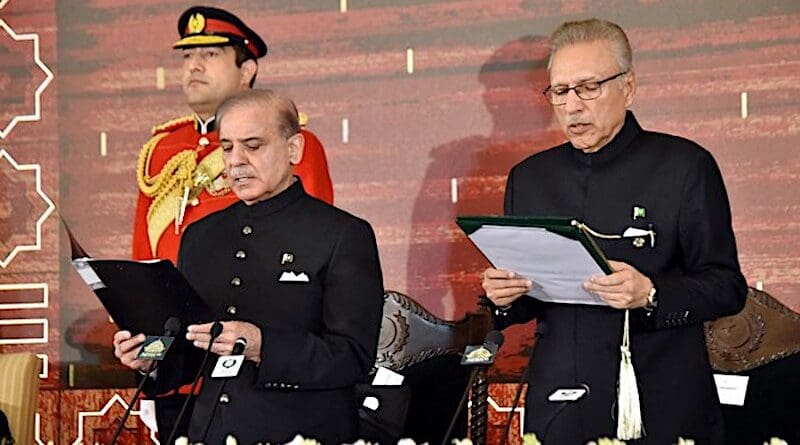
[{"xmin": 633, "ymin": 206, "xmax": 646, "ymax": 220}]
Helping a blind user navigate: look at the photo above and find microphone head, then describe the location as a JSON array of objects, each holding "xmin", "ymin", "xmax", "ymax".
[
  {"xmin": 232, "ymin": 337, "xmax": 247, "ymax": 355},
  {"xmin": 210, "ymin": 321, "xmax": 224, "ymax": 339},
  {"xmin": 164, "ymin": 316, "xmax": 181, "ymax": 337},
  {"xmin": 485, "ymin": 330, "xmax": 504, "ymax": 348}
]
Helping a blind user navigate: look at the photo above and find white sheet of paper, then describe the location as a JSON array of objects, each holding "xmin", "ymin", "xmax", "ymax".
[
  {"xmin": 138, "ymin": 399, "xmax": 158, "ymax": 432},
  {"xmin": 713, "ymin": 373, "xmax": 749, "ymax": 406},
  {"xmin": 372, "ymin": 366, "xmax": 405, "ymax": 386},
  {"xmin": 72, "ymin": 259, "xmax": 106, "ymax": 290},
  {"xmin": 469, "ymin": 225, "xmax": 607, "ymax": 306}
]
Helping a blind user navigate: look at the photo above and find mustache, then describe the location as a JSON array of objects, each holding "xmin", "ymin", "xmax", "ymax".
[
  {"xmin": 566, "ymin": 116, "xmax": 591, "ymax": 126},
  {"xmin": 227, "ymin": 167, "xmax": 254, "ymax": 179}
]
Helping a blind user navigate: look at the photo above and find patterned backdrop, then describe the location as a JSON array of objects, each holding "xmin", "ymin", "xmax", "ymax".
[{"xmin": 0, "ymin": 0, "xmax": 799, "ymax": 443}]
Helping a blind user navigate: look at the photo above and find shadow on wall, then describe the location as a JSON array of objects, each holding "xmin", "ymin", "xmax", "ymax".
[{"xmin": 405, "ymin": 35, "xmax": 556, "ymax": 380}]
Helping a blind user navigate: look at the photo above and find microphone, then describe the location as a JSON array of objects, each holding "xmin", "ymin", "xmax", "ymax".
[
  {"xmin": 165, "ymin": 321, "xmax": 224, "ymax": 445},
  {"xmin": 542, "ymin": 383, "xmax": 590, "ymax": 442},
  {"xmin": 109, "ymin": 316, "xmax": 181, "ymax": 445},
  {"xmin": 499, "ymin": 328, "xmax": 544, "ymax": 445},
  {"xmin": 440, "ymin": 330, "xmax": 505, "ymax": 445},
  {"xmin": 198, "ymin": 337, "xmax": 248, "ymax": 442},
  {"xmin": 231, "ymin": 337, "xmax": 246, "ymax": 355}
]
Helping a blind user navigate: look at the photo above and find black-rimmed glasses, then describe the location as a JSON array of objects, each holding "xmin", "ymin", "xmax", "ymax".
[{"xmin": 542, "ymin": 71, "xmax": 627, "ymax": 105}]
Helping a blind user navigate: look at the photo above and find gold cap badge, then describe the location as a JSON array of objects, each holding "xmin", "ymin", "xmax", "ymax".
[{"xmin": 187, "ymin": 13, "xmax": 206, "ymax": 34}]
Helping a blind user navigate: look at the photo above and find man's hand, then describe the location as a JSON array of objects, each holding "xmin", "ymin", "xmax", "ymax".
[
  {"xmin": 186, "ymin": 321, "xmax": 263, "ymax": 364},
  {"xmin": 584, "ymin": 260, "xmax": 653, "ymax": 309},
  {"xmin": 482, "ymin": 268, "xmax": 533, "ymax": 307},
  {"xmin": 112, "ymin": 330, "xmax": 155, "ymax": 373}
]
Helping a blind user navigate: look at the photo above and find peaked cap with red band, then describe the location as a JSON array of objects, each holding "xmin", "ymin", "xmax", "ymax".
[{"xmin": 173, "ymin": 6, "xmax": 267, "ymax": 59}]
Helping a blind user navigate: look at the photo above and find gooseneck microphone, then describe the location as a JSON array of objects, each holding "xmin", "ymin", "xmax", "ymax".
[
  {"xmin": 440, "ymin": 330, "xmax": 505, "ymax": 445},
  {"xmin": 499, "ymin": 328, "xmax": 543, "ymax": 445},
  {"xmin": 109, "ymin": 316, "xmax": 181, "ymax": 445},
  {"xmin": 542, "ymin": 383, "xmax": 591, "ymax": 442},
  {"xmin": 165, "ymin": 320, "xmax": 224, "ymax": 445},
  {"xmin": 198, "ymin": 337, "xmax": 248, "ymax": 443}
]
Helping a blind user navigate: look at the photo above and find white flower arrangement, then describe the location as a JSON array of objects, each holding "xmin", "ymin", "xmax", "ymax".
[
  {"xmin": 176, "ymin": 433, "xmax": 789, "ymax": 445},
  {"xmin": 586, "ymin": 438, "xmax": 626, "ymax": 445},
  {"xmin": 522, "ymin": 433, "xmax": 541, "ymax": 445}
]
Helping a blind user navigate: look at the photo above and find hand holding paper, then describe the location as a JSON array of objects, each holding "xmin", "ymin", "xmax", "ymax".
[
  {"xmin": 584, "ymin": 260, "xmax": 654, "ymax": 309},
  {"xmin": 458, "ymin": 216, "xmax": 612, "ymax": 306},
  {"xmin": 481, "ymin": 268, "xmax": 532, "ymax": 307}
]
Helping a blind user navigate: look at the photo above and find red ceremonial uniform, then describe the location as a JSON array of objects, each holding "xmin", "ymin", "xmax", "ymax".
[{"xmin": 132, "ymin": 115, "xmax": 333, "ymax": 263}]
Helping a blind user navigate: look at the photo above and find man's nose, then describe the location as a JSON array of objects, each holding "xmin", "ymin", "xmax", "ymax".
[
  {"xmin": 564, "ymin": 89, "xmax": 585, "ymax": 112},
  {"xmin": 187, "ymin": 54, "xmax": 204, "ymax": 72},
  {"xmin": 227, "ymin": 145, "xmax": 247, "ymax": 165}
]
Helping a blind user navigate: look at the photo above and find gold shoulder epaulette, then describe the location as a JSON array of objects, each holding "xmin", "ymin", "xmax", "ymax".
[
  {"xmin": 298, "ymin": 111, "xmax": 309, "ymax": 128},
  {"xmin": 150, "ymin": 115, "xmax": 194, "ymax": 136}
]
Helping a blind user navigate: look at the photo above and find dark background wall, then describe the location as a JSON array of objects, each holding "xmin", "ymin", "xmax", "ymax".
[{"xmin": 1, "ymin": 1, "xmax": 798, "ymax": 443}]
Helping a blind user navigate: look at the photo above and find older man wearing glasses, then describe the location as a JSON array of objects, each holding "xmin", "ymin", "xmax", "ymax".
[{"xmin": 481, "ymin": 19, "xmax": 746, "ymax": 444}]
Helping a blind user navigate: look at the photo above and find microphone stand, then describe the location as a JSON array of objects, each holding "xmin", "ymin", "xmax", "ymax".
[
  {"xmin": 499, "ymin": 343, "xmax": 536, "ymax": 445},
  {"xmin": 197, "ymin": 338, "xmax": 247, "ymax": 443},
  {"xmin": 108, "ymin": 364, "xmax": 156, "ymax": 445},
  {"xmin": 440, "ymin": 331, "xmax": 504, "ymax": 445},
  {"xmin": 440, "ymin": 366, "xmax": 483, "ymax": 445},
  {"xmin": 165, "ymin": 321, "xmax": 223, "ymax": 445},
  {"xmin": 110, "ymin": 317, "xmax": 181, "ymax": 445}
]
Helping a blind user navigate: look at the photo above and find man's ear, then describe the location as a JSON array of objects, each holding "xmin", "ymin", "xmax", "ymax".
[
  {"xmin": 287, "ymin": 132, "xmax": 305, "ymax": 165},
  {"xmin": 623, "ymin": 70, "xmax": 636, "ymax": 108},
  {"xmin": 240, "ymin": 59, "xmax": 257, "ymax": 87}
]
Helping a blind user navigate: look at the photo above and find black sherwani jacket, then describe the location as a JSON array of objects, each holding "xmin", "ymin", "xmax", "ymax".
[
  {"xmin": 496, "ymin": 112, "xmax": 747, "ymax": 444},
  {"xmin": 172, "ymin": 180, "xmax": 383, "ymax": 444}
]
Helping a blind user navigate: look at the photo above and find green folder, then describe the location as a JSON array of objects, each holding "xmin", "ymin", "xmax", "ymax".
[{"xmin": 456, "ymin": 215, "xmax": 613, "ymax": 274}]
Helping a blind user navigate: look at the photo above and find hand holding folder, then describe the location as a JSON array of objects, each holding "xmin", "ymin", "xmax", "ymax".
[
  {"xmin": 65, "ymin": 222, "xmax": 210, "ymax": 336},
  {"xmin": 457, "ymin": 216, "xmax": 612, "ymax": 306}
]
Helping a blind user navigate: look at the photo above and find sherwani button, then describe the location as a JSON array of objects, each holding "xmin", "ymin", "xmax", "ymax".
[
  {"xmin": 242, "ymin": 225, "xmax": 253, "ymax": 235},
  {"xmin": 227, "ymin": 305, "xmax": 238, "ymax": 315},
  {"xmin": 231, "ymin": 277, "xmax": 242, "ymax": 286},
  {"xmin": 235, "ymin": 250, "xmax": 247, "ymax": 260},
  {"xmin": 219, "ymin": 393, "xmax": 230, "ymax": 404}
]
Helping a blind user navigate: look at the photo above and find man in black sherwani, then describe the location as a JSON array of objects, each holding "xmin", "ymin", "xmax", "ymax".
[
  {"xmin": 482, "ymin": 18, "xmax": 747, "ymax": 445},
  {"xmin": 114, "ymin": 89, "xmax": 383, "ymax": 444}
]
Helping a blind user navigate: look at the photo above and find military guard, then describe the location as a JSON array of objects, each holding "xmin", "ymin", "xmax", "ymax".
[{"xmin": 132, "ymin": 6, "xmax": 333, "ymax": 264}]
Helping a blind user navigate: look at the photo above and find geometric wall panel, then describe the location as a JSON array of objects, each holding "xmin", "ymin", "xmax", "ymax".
[
  {"xmin": 0, "ymin": 149, "xmax": 56, "ymax": 267},
  {"xmin": 0, "ymin": 18, "xmax": 55, "ymax": 138}
]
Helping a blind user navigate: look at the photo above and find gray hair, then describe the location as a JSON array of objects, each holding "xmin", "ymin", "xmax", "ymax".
[
  {"xmin": 547, "ymin": 18, "xmax": 633, "ymax": 73},
  {"xmin": 216, "ymin": 89, "xmax": 300, "ymax": 139}
]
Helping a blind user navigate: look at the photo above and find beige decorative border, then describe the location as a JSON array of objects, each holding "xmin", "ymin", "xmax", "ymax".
[
  {"xmin": 34, "ymin": 413, "xmax": 46, "ymax": 445},
  {"xmin": 0, "ymin": 149, "xmax": 56, "ymax": 268},
  {"xmin": 487, "ymin": 396, "xmax": 526, "ymax": 437},
  {"xmin": 0, "ymin": 318, "xmax": 48, "ymax": 344},
  {"xmin": 36, "ymin": 353, "xmax": 47, "ymax": 378},
  {"xmin": 0, "ymin": 282, "xmax": 48, "ymax": 309},
  {"xmin": 0, "ymin": 18, "xmax": 55, "ymax": 138},
  {"xmin": 72, "ymin": 393, "xmax": 159, "ymax": 445}
]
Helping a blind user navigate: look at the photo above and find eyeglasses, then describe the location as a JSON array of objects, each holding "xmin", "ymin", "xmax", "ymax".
[{"xmin": 542, "ymin": 71, "xmax": 628, "ymax": 105}]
